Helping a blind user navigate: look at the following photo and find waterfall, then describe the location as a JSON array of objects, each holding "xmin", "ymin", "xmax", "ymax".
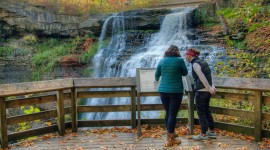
[{"xmin": 81, "ymin": 7, "xmax": 225, "ymax": 121}]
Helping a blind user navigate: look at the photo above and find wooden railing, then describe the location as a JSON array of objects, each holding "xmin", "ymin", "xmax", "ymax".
[{"xmin": 0, "ymin": 77, "xmax": 269, "ymax": 148}]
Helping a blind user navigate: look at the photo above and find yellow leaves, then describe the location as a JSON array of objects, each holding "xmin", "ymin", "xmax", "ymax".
[
  {"xmin": 46, "ymin": 121, "xmax": 52, "ymax": 126},
  {"xmin": 115, "ymin": 140, "xmax": 124, "ymax": 145},
  {"xmin": 59, "ymin": 136, "xmax": 71, "ymax": 144},
  {"xmin": 218, "ymin": 142, "xmax": 231, "ymax": 148},
  {"xmin": 258, "ymin": 138, "xmax": 270, "ymax": 149},
  {"xmin": 89, "ymin": 140, "xmax": 94, "ymax": 143},
  {"xmin": 189, "ymin": 145, "xmax": 200, "ymax": 150},
  {"xmin": 140, "ymin": 125, "xmax": 165, "ymax": 138},
  {"xmin": 19, "ymin": 140, "xmax": 35, "ymax": 147},
  {"xmin": 100, "ymin": 146, "xmax": 108, "ymax": 150},
  {"xmin": 133, "ymin": 137, "xmax": 140, "ymax": 142},
  {"xmin": 71, "ymin": 133, "xmax": 78, "ymax": 137},
  {"xmin": 76, "ymin": 147, "xmax": 84, "ymax": 150},
  {"xmin": 41, "ymin": 133, "xmax": 59, "ymax": 140},
  {"xmin": 175, "ymin": 125, "xmax": 190, "ymax": 136},
  {"xmin": 111, "ymin": 134, "xmax": 118, "ymax": 138},
  {"xmin": 235, "ymin": 146, "xmax": 249, "ymax": 150},
  {"xmin": 203, "ymin": 140, "xmax": 213, "ymax": 146}
]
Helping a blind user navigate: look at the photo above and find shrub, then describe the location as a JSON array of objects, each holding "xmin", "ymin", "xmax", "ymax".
[
  {"xmin": 31, "ymin": 38, "xmax": 71, "ymax": 80},
  {"xmin": 22, "ymin": 34, "xmax": 39, "ymax": 45},
  {"xmin": 79, "ymin": 42, "xmax": 99, "ymax": 64},
  {"xmin": 0, "ymin": 46, "xmax": 13, "ymax": 57}
]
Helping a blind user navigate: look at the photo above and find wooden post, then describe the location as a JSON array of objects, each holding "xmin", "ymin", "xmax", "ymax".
[
  {"xmin": 188, "ymin": 92, "xmax": 195, "ymax": 135},
  {"xmin": 137, "ymin": 93, "xmax": 142, "ymax": 136},
  {"xmin": 57, "ymin": 90, "xmax": 65, "ymax": 136},
  {"xmin": 71, "ymin": 88, "xmax": 78, "ymax": 132},
  {"xmin": 131, "ymin": 87, "xmax": 136, "ymax": 129},
  {"xmin": 0, "ymin": 97, "xmax": 8, "ymax": 148},
  {"xmin": 183, "ymin": 75, "xmax": 194, "ymax": 135},
  {"xmin": 254, "ymin": 91, "xmax": 262, "ymax": 142}
]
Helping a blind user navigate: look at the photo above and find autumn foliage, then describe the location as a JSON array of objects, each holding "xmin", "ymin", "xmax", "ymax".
[{"xmin": 20, "ymin": 0, "xmax": 164, "ymax": 16}]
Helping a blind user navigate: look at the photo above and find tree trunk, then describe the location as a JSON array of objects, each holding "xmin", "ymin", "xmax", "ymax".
[{"xmin": 215, "ymin": 0, "xmax": 230, "ymax": 34}]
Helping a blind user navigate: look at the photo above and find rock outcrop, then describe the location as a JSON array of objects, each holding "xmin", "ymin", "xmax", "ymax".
[
  {"xmin": 0, "ymin": 0, "xmax": 103, "ymax": 36},
  {"xmin": 0, "ymin": 0, "xmax": 173, "ymax": 37}
]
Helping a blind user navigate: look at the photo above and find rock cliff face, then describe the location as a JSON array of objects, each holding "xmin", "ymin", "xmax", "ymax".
[
  {"xmin": 0, "ymin": 0, "xmax": 172, "ymax": 37},
  {"xmin": 0, "ymin": 0, "xmax": 103, "ymax": 36},
  {"xmin": 0, "ymin": 59, "xmax": 32, "ymax": 84}
]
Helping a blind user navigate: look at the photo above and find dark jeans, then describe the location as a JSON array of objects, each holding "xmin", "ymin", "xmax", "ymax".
[
  {"xmin": 160, "ymin": 92, "xmax": 183, "ymax": 133},
  {"xmin": 195, "ymin": 91, "xmax": 215, "ymax": 134}
]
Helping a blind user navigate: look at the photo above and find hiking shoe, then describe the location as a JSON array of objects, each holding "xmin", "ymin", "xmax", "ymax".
[
  {"xmin": 192, "ymin": 133, "xmax": 209, "ymax": 140},
  {"xmin": 206, "ymin": 131, "xmax": 217, "ymax": 138}
]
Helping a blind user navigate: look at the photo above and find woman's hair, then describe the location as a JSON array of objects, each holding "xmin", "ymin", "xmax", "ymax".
[
  {"xmin": 164, "ymin": 45, "xmax": 181, "ymax": 57},
  {"xmin": 186, "ymin": 48, "xmax": 200, "ymax": 57}
]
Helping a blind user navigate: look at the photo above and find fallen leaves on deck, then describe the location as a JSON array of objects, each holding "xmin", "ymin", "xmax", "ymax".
[{"xmin": 13, "ymin": 124, "xmax": 270, "ymax": 150}]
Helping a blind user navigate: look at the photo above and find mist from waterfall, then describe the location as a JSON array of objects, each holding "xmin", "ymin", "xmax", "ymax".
[{"xmin": 81, "ymin": 7, "xmax": 225, "ymax": 121}]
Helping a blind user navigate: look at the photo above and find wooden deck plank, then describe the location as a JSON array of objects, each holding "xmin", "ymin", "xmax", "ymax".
[{"xmin": 10, "ymin": 130, "xmax": 268, "ymax": 150}]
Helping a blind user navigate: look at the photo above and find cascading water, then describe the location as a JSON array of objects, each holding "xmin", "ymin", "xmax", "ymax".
[{"xmin": 81, "ymin": 7, "xmax": 225, "ymax": 121}]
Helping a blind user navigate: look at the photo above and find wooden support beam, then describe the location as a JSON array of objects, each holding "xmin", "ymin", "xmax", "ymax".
[
  {"xmin": 141, "ymin": 118, "xmax": 183, "ymax": 125},
  {"xmin": 77, "ymin": 91, "xmax": 131, "ymax": 98},
  {"xmin": 214, "ymin": 121, "xmax": 254, "ymax": 136},
  {"xmin": 8, "ymin": 122, "xmax": 71, "ymax": 141},
  {"xmin": 6, "ymin": 95, "xmax": 56, "ymax": 108},
  {"xmin": 188, "ymin": 92, "xmax": 195, "ymax": 135},
  {"xmin": 137, "ymin": 93, "xmax": 142, "ymax": 137},
  {"xmin": 78, "ymin": 120, "xmax": 131, "ymax": 127},
  {"xmin": 263, "ymin": 113, "xmax": 270, "ymax": 122},
  {"xmin": 212, "ymin": 92, "xmax": 254, "ymax": 103},
  {"xmin": 263, "ymin": 96, "xmax": 270, "ymax": 105},
  {"xmin": 71, "ymin": 88, "xmax": 78, "ymax": 132},
  {"xmin": 73, "ymin": 77, "xmax": 136, "ymax": 88},
  {"xmin": 209, "ymin": 107, "xmax": 254, "ymax": 121},
  {"xmin": 57, "ymin": 90, "xmax": 65, "ymax": 136},
  {"xmin": 131, "ymin": 87, "xmax": 136, "ymax": 129},
  {"xmin": 254, "ymin": 91, "xmax": 262, "ymax": 142},
  {"xmin": 0, "ymin": 97, "xmax": 8, "ymax": 148},
  {"xmin": 78, "ymin": 105, "xmax": 131, "ymax": 112},
  {"xmin": 7, "ymin": 108, "xmax": 71, "ymax": 125}
]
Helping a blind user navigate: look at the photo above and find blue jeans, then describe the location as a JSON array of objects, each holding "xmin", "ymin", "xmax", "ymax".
[
  {"xmin": 160, "ymin": 92, "xmax": 183, "ymax": 133},
  {"xmin": 195, "ymin": 91, "xmax": 214, "ymax": 134}
]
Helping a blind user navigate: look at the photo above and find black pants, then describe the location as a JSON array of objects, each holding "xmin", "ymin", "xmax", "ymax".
[
  {"xmin": 195, "ymin": 91, "xmax": 215, "ymax": 134},
  {"xmin": 160, "ymin": 92, "xmax": 183, "ymax": 133}
]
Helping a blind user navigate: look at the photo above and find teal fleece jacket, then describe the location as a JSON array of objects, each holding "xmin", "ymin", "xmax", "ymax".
[{"xmin": 155, "ymin": 57, "xmax": 188, "ymax": 93}]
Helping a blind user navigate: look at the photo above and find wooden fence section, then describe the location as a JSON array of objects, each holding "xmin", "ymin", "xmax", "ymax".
[{"xmin": 0, "ymin": 77, "xmax": 270, "ymax": 148}]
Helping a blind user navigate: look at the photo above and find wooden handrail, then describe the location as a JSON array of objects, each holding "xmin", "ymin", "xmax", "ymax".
[
  {"xmin": 73, "ymin": 77, "xmax": 136, "ymax": 88},
  {"xmin": 0, "ymin": 78, "xmax": 73, "ymax": 97},
  {"xmin": 0, "ymin": 77, "xmax": 269, "ymax": 97},
  {"xmin": 214, "ymin": 77, "xmax": 270, "ymax": 91}
]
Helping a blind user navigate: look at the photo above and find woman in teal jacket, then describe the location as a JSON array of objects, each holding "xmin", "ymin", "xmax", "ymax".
[{"xmin": 155, "ymin": 45, "xmax": 188, "ymax": 147}]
